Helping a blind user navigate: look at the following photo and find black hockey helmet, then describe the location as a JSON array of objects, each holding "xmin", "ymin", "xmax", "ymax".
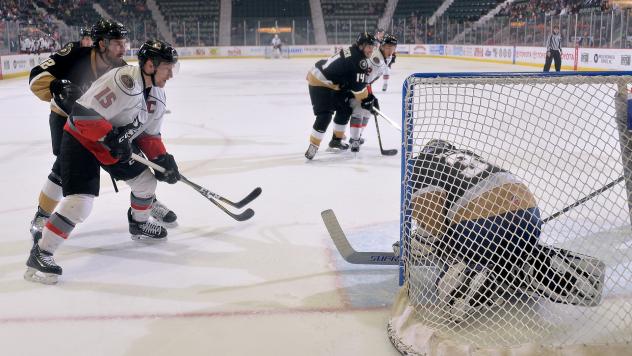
[
  {"xmin": 138, "ymin": 39, "xmax": 178, "ymax": 68},
  {"xmin": 382, "ymin": 33, "xmax": 398, "ymax": 46},
  {"xmin": 356, "ymin": 32, "xmax": 378, "ymax": 47},
  {"xmin": 421, "ymin": 139, "xmax": 455, "ymax": 155},
  {"xmin": 79, "ymin": 27, "xmax": 91, "ymax": 38},
  {"xmin": 91, "ymin": 19, "xmax": 129, "ymax": 45}
]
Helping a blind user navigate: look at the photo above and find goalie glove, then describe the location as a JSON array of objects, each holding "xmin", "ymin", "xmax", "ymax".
[
  {"xmin": 151, "ymin": 153, "xmax": 180, "ymax": 184},
  {"xmin": 50, "ymin": 79, "xmax": 82, "ymax": 114}
]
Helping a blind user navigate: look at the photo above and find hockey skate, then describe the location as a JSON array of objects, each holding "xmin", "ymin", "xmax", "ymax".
[
  {"xmin": 327, "ymin": 136, "xmax": 349, "ymax": 151},
  {"xmin": 305, "ymin": 143, "xmax": 319, "ymax": 160},
  {"xmin": 349, "ymin": 138, "xmax": 361, "ymax": 153},
  {"xmin": 382, "ymin": 82, "xmax": 388, "ymax": 91},
  {"xmin": 128, "ymin": 208, "xmax": 167, "ymax": 241},
  {"xmin": 29, "ymin": 207, "xmax": 50, "ymax": 246},
  {"xmin": 151, "ymin": 199, "xmax": 178, "ymax": 228},
  {"xmin": 24, "ymin": 244, "xmax": 62, "ymax": 285},
  {"xmin": 436, "ymin": 262, "xmax": 506, "ymax": 323}
]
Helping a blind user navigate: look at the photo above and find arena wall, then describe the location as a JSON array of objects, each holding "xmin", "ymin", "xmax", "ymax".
[{"xmin": 2, "ymin": 44, "xmax": 629, "ymax": 80}]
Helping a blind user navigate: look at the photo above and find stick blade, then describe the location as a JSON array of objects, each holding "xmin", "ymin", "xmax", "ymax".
[
  {"xmin": 381, "ymin": 149, "xmax": 398, "ymax": 156},
  {"xmin": 321, "ymin": 209, "xmax": 398, "ymax": 265},
  {"xmin": 232, "ymin": 208, "xmax": 255, "ymax": 221},
  {"xmin": 232, "ymin": 187, "xmax": 262, "ymax": 208}
]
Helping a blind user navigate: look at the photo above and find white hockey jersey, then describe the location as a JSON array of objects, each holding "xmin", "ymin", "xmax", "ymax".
[
  {"xmin": 68, "ymin": 65, "xmax": 168, "ymax": 164},
  {"xmin": 365, "ymin": 49, "xmax": 393, "ymax": 84}
]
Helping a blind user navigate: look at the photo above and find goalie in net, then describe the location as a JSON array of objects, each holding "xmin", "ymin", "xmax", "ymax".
[
  {"xmin": 401, "ymin": 139, "xmax": 606, "ymax": 323},
  {"xmin": 265, "ymin": 34, "xmax": 288, "ymax": 59}
]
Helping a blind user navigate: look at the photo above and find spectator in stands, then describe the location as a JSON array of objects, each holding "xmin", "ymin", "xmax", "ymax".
[
  {"xmin": 20, "ymin": 35, "xmax": 32, "ymax": 53},
  {"xmin": 578, "ymin": 31, "xmax": 593, "ymax": 48}
]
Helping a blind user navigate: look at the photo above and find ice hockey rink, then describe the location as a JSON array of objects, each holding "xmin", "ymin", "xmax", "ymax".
[{"xmin": 0, "ymin": 56, "xmax": 539, "ymax": 355}]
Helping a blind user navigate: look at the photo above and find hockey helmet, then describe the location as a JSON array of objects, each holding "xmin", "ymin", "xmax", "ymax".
[
  {"xmin": 356, "ymin": 32, "xmax": 378, "ymax": 47},
  {"xmin": 138, "ymin": 39, "xmax": 178, "ymax": 67},
  {"xmin": 79, "ymin": 27, "xmax": 91, "ymax": 38},
  {"xmin": 91, "ymin": 19, "xmax": 129, "ymax": 45},
  {"xmin": 421, "ymin": 139, "xmax": 456, "ymax": 155},
  {"xmin": 382, "ymin": 33, "xmax": 398, "ymax": 46}
]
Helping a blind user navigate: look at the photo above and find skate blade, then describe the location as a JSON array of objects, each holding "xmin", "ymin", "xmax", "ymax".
[
  {"xmin": 24, "ymin": 267, "xmax": 59, "ymax": 285},
  {"xmin": 325, "ymin": 147, "xmax": 348, "ymax": 153},
  {"xmin": 130, "ymin": 234, "xmax": 168, "ymax": 242}
]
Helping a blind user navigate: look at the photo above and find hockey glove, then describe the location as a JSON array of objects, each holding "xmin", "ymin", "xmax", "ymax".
[
  {"xmin": 50, "ymin": 79, "xmax": 82, "ymax": 114},
  {"xmin": 103, "ymin": 125, "xmax": 136, "ymax": 163},
  {"xmin": 361, "ymin": 94, "xmax": 379, "ymax": 113},
  {"xmin": 151, "ymin": 153, "xmax": 180, "ymax": 184}
]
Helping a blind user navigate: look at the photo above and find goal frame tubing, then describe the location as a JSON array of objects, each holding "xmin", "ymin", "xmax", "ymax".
[{"xmin": 399, "ymin": 70, "xmax": 632, "ymax": 285}]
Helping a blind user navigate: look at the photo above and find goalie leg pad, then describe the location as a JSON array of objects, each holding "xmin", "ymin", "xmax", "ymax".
[
  {"xmin": 521, "ymin": 246, "xmax": 605, "ymax": 306},
  {"xmin": 436, "ymin": 262, "xmax": 505, "ymax": 323}
]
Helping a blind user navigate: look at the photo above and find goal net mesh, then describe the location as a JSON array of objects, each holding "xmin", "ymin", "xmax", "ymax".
[{"xmin": 389, "ymin": 72, "xmax": 632, "ymax": 355}]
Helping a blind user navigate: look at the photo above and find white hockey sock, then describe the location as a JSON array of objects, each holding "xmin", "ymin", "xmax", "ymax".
[
  {"xmin": 38, "ymin": 177, "xmax": 63, "ymax": 215},
  {"xmin": 130, "ymin": 193, "xmax": 154, "ymax": 222},
  {"xmin": 310, "ymin": 129, "xmax": 325, "ymax": 146},
  {"xmin": 39, "ymin": 213, "xmax": 75, "ymax": 253},
  {"xmin": 350, "ymin": 116, "xmax": 363, "ymax": 140},
  {"xmin": 333, "ymin": 123, "xmax": 346, "ymax": 139}
]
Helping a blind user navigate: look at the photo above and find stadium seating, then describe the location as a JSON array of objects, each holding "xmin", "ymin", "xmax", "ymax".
[{"xmin": 156, "ymin": 0, "xmax": 220, "ymax": 46}]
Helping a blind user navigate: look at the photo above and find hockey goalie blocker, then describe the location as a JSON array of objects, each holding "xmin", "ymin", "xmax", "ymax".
[{"xmin": 403, "ymin": 139, "xmax": 606, "ymax": 322}]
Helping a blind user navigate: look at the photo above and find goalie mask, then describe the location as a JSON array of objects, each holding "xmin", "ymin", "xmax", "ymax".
[{"xmin": 421, "ymin": 139, "xmax": 456, "ymax": 155}]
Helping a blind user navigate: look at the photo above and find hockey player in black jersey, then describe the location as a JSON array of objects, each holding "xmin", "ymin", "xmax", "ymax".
[
  {"xmin": 27, "ymin": 19, "xmax": 177, "ymax": 246},
  {"xmin": 79, "ymin": 27, "xmax": 93, "ymax": 47},
  {"xmin": 399, "ymin": 140, "xmax": 605, "ymax": 322},
  {"xmin": 305, "ymin": 32, "xmax": 379, "ymax": 160}
]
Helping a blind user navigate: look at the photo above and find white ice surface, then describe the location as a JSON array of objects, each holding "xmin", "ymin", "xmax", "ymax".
[{"xmin": 0, "ymin": 56, "xmax": 537, "ymax": 356}]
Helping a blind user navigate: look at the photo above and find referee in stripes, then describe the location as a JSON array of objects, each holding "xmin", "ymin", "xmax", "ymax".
[{"xmin": 544, "ymin": 26, "xmax": 562, "ymax": 72}]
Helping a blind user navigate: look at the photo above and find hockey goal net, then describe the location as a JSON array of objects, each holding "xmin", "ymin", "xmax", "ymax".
[{"xmin": 390, "ymin": 72, "xmax": 632, "ymax": 355}]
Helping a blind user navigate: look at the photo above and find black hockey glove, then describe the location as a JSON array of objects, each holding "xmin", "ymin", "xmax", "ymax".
[
  {"xmin": 103, "ymin": 125, "xmax": 136, "ymax": 163},
  {"xmin": 50, "ymin": 79, "xmax": 82, "ymax": 114},
  {"xmin": 151, "ymin": 153, "xmax": 180, "ymax": 184},
  {"xmin": 361, "ymin": 94, "xmax": 378, "ymax": 113}
]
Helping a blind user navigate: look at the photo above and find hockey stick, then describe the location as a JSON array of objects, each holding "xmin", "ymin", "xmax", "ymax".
[
  {"xmin": 373, "ymin": 113, "xmax": 398, "ymax": 156},
  {"xmin": 321, "ymin": 209, "xmax": 399, "ymax": 265},
  {"xmin": 131, "ymin": 153, "xmax": 256, "ymax": 221},
  {"xmin": 543, "ymin": 175, "xmax": 625, "ymax": 223},
  {"xmin": 372, "ymin": 107, "xmax": 402, "ymax": 131}
]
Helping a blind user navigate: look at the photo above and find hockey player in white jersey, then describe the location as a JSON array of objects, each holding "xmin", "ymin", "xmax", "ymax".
[
  {"xmin": 374, "ymin": 28, "xmax": 394, "ymax": 91},
  {"xmin": 347, "ymin": 33, "xmax": 397, "ymax": 152},
  {"xmin": 398, "ymin": 140, "xmax": 606, "ymax": 322},
  {"xmin": 24, "ymin": 40, "xmax": 180, "ymax": 284}
]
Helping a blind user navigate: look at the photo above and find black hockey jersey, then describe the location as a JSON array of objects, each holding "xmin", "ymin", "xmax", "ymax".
[
  {"xmin": 29, "ymin": 42, "xmax": 124, "ymax": 116},
  {"xmin": 307, "ymin": 45, "xmax": 369, "ymax": 98},
  {"xmin": 411, "ymin": 148, "xmax": 506, "ymax": 210}
]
